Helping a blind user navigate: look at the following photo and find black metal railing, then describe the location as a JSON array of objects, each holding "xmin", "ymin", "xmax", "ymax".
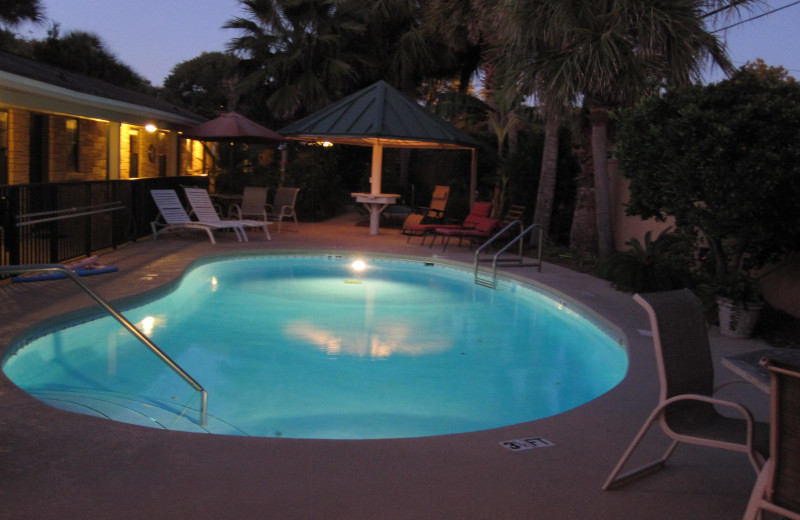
[{"xmin": 0, "ymin": 177, "xmax": 209, "ymax": 267}]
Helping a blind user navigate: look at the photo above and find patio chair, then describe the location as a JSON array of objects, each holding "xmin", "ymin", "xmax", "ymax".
[
  {"xmin": 401, "ymin": 201, "xmax": 493, "ymax": 244},
  {"xmin": 228, "ymin": 187, "xmax": 269, "ymax": 221},
  {"xmin": 431, "ymin": 216, "xmax": 501, "ymax": 251},
  {"xmin": 150, "ymin": 189, "xmax": 246, "ymax": 245},
  {"xmin": 183, "ymin": 187, "xmax": 272, "ymax": 241},
  {"xmin": 266, "ymin": 187, "xmax": 300, "ymax": 232},
  {"xmin": 403, "ymin": 185, "xmax": 449, "ymax": 226},
  {"xmin": 602, "ymin": 289, "xmax": 769, "ymax": 490},
  {"xmin": 742, "ymin": 358, "xmax": 800, "ymax": 520}
]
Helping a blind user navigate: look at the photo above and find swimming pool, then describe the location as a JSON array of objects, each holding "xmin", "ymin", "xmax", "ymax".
[{"xmin": 3, "ymin": 254, "xmax": 627, "ymax": 439}]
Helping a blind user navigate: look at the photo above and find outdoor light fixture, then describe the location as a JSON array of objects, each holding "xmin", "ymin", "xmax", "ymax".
[{"xmin": 145, "ymin": 124, "xmax": 157, "ymax": 132}]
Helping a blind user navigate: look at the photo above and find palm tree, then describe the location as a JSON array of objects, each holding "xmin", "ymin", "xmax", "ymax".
[
  {"xmin": 225, "ymin": 0, "xmax": 368, "ymax": 120},
  {"xmin": 422, "ymin": 0, "xmax": 487, "ymax": 94},
  {"xmin": 0, "ymin": 0, "xmax": 43, "ymax": 28},
  {"xmin": 0, "ymin": 0, "xmax": 43, "ymax": 52},
  {"xmin": 504, "ymin": 0, "xmax": 758, "ymax": 258}
]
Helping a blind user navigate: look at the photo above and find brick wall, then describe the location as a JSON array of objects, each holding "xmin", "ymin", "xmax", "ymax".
[{"xmin": 7, "ymin": 109, "xmax": 30, "ymax": 184}]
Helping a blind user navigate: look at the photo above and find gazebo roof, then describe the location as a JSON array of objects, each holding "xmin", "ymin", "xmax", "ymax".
[{"xmin": 279, "ymin": 80, "xmax": 479, "ymax": 149}]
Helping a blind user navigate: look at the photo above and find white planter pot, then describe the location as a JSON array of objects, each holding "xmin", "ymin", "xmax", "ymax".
[{"xmin": 717, "ymin": 297, "xmax": 765, "ymax": 339}]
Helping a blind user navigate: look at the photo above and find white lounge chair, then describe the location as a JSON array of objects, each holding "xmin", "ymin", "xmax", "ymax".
[
  {"xmin": 266, "ymin": 187, "xmax": 299, "ymax": 232},
  {"xmin": 228, "ymin": 187, "xmax": 269, "ymax": 221},
  {"xmin": 184, "ymin": 187, "xmax": 271, "ymax": 241},
  {"xmin": 602, "ymin": 289, "xmax": 769, "ymax": 490},
  {"xmin": 150, "ymin": 189, "xmax": 246, "ymax": 245}
]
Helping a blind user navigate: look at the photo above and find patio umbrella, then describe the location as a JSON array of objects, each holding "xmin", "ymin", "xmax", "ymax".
[
  {"xmin": 279, "ymin": 80, "xmax": 479, "ymax": 235},
  {"xmin": 183, "ymin": 112, "xmax": 286, "ymax": 189},
  {"xmin": 182, "ymin": 111, "xmax": 285, "ymax": 143}
]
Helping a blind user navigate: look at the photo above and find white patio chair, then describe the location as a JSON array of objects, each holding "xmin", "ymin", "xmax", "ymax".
[
  {"xmin": 183, "ymin": 187, "xmax": 272, "ymax": 241},
  {"xmin": 228, "ymin": 187, "xmax": 269, "ymax": 221},
  {"xmin": 150, "ymin": 189, "xmax": 245, "ymax": 245},
  {"xmin": 266, "ymin": 187, "xmax": 299, "ymax": 232}
]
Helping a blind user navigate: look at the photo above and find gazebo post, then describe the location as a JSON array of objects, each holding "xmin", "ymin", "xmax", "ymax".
[{"xmin": 371, "ymin": 143, "xmax": 383, "ymax": 195}]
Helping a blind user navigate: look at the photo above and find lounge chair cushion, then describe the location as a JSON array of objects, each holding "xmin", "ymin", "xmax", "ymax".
[
  {"xmin": 434, "ymin": 218, "xmax": 500, "ymax": 237},
  {"xmin": 474, "ymin": 217, "xmax": 501, "ymax": 233}
]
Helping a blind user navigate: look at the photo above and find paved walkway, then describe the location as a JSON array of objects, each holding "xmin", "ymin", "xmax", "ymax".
[{"xmin": 0, "ymin": 211, "xmax": 773, "ymax": 519}]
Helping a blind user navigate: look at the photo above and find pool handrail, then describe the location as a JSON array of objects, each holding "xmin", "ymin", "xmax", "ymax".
[
  {"xmin": 474, "ymin": 221, "xmax": 544, "ymax": 288},
  {"xmin": 0, "ymin": 264, "xmax": 208, "ymax": 427}
]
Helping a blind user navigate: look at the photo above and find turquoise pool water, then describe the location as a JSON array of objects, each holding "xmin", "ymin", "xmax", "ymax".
[{"xmin": 3, "ymin": 255, "xmax": 627, "ymax": 439}]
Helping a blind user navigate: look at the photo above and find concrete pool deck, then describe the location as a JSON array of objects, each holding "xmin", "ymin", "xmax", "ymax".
[{"xmin": 0, "ymin": 210, "xmax": 774, "ymax": 520}]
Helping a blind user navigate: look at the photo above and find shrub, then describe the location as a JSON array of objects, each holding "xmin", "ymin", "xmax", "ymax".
[{"xmin": 596, "ymin": 229, "xmax": 693, "ymax": 293}]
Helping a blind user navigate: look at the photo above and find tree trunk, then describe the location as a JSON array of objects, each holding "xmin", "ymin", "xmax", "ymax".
[
  {"xmin": 570, "ymin": 124, "xmax": 597, "ymax": 252},
  {"xmin": 590, "ymin": 106, "xmax": 615, "ymax": 259},
  {"xmin": 533, "ymin": 112, "xmax": 560, "ymax": 235}
]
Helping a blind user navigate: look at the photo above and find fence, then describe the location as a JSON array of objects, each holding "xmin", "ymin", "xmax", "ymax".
[{"xmin": 0, "ymin": 177, "xmax": 209, "ymax": 267}]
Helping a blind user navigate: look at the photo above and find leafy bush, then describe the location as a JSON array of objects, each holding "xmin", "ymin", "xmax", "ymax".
[
  {"xmin": 596, "ymin": 229, "xmax": 693, "ymax": 293},
  {"xmin": 283, "ymin": 144, "xmax": 349, "ymax": 221},
  {"xmin": 616, "ymin": 66, "xmax": 800, "ymax": 296}
]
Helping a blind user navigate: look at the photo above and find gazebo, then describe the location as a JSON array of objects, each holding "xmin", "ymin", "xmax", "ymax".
[{"xmin": 280, "ymin": 81, "xmax": 479, "ymax": 235}]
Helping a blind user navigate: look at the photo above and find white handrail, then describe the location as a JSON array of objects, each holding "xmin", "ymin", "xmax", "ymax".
[{"xmin": 16, "ymin": 201, "xmax": 127, "ymax": 227}]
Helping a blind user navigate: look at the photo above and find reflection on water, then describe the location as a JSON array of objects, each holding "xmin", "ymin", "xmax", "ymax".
[{"xmin": 283, "ymin": 320, "xmax": 449, "ymax": 357}]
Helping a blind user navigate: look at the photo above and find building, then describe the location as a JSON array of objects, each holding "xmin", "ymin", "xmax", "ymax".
[{"xmin": 0, "ymin": 50, "xmax": 208, "ymax": 185}]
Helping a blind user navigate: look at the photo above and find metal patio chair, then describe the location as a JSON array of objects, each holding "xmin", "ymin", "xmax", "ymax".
[
  {"xmin": 742, "ymin": 358, "xmax": 800, "ymax": 520},
  {"xmin": 228, "ymin": 187, "xmax": 269, "ymax": 221},
  {"xmin": 602, "ymin": 289, "xmax": 769, "ymax": 490}
]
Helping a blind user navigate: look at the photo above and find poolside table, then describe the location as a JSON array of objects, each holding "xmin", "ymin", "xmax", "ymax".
[
  {"xmin": 722, "ymin": 347, "xmax": 800, "ymax": 393},
  {"xmin": 352, "ymin": 192, "xmax": 400, "ymax": 235}
]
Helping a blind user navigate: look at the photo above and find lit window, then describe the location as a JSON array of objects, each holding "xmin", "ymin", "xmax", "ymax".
[{"xmin": 66, "ymin": 118, "xmax": 79, "ymax": 172}]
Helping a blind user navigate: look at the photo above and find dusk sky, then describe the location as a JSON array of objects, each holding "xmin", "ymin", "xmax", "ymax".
[{"xmin": 17, "ymin": 0, "xmax": 800, "ymax": 87}]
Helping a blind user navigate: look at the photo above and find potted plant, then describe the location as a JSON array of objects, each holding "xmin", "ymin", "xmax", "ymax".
[{"xmin": 707, "ymin": 271, "xmax": 764, "ymax": 339}]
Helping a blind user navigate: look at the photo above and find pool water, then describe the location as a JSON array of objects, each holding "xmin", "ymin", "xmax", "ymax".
[{"xmin": 3, "ymin": 255, "xmax": 627, "ymax": 439}]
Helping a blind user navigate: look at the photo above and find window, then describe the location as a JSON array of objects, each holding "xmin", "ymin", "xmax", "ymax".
[
  {"xmin": 158, "ymin": 131, "xmax": 167, "ymax": 176},
  {"xmin": 129, "ymin": 130, "xmax": 139, "ymax": 178},
  {"xmin": 0, "ymin": 110, "xmax": 8, "ymax": 184},
  {"xmin": 66, "ymin": 118, "xmax": 79, "ymax": 172}
]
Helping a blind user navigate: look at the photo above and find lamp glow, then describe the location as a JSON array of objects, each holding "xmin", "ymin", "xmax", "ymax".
[
  {"xmin": 141, "ymin": 316, "xmax": 155, "ymax": 335},
  {"xmin": 145, "ymin": 124, "xmax": 157, "ymax": 132},
  {"xmin": 351, "ymin": 260, "xmax": 366, "ymax": 271}
]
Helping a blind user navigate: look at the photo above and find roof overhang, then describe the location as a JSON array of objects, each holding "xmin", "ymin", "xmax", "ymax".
[
  {"xmin": 285, "ymin": 135, "xmax": 474, "ymax": 150},
  {"xmin": 0, "ymin": 70, "xmax": 203, "ymax": 130}
]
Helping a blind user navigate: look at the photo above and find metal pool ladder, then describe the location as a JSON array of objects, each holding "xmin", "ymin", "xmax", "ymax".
[
  {"xmin": 0, "ymin": 264, "xmax": 208, "ymax": 427},
  {"xmin": 474, "ymin": 222, "xmax": 544, "ymax": 289}
]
